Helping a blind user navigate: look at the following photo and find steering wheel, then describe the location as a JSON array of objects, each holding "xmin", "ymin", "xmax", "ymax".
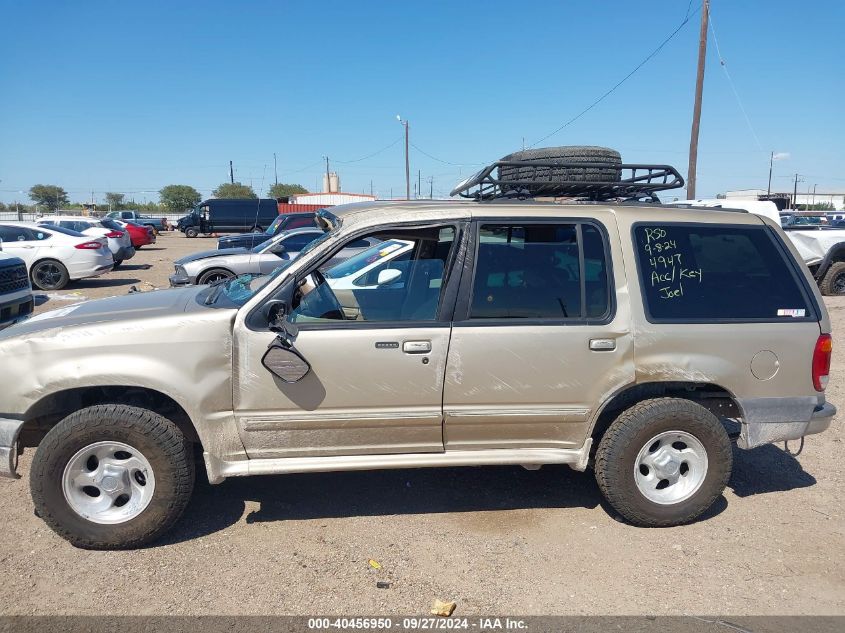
[{"xmin": 298, "ymin": 270, "xmax": 345, "ymax": 320}]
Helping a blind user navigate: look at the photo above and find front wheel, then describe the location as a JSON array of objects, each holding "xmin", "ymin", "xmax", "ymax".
[
  {"xmin": 30, "ymin": 405, "xmax": 194, "ymax": 549},
  {"xmin": 594, "ymin": 398, "xmax": 732, "ymax": 527},
  {"xmin": 185, "ymin": 227, "xmax": 199, "ymax": 238}
]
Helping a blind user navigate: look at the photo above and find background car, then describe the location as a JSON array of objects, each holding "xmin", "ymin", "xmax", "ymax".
[
  {"xmin": 0, "ymin": 222, "xmax": 113, "ymax": 290},
  {"xmin": 0, "ymin": 247, "xmax": 33, "ymax": 330},
  {"xmin": 38, "ymin": 216, "xmax": 135, "ymax": 266},
  {"xmin": 103, "ymin": 218, "xmax": 155, "ymax": 249},
  {"xmin": 170, "ymin": 228, "xmax": 377, "ymax": 286},
  {"xmin": 217, "ymin": 212, "xmax": 318, "ymax": 250}
]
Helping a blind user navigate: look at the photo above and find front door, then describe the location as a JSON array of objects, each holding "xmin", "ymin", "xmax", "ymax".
[
  {"xmin": 232, "ymin": 224, "xmax": 463, "ymax": 459},
  {"xmin": 443, "ymin": 217, "xmax": 634, "ymax": 450}
]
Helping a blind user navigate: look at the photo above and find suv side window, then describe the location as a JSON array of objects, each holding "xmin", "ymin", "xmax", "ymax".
[
  {"xmin": 633, "ymin": 223, "xmax": 815, "ymax": 322},
  {"xmin": 289, "ymin": 227, "xmax": 456, "ymax": 323},
  {"xmin": 470, "ymin": 223, "xmax": 610, "ymax": 320}
]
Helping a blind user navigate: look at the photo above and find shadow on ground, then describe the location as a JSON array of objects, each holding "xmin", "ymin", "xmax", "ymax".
[
  {"xmin": 728, "ymin": 443, "xmax": 816, "ymax": 497},
  {"xmin": 158, "ymin": 465, "xmax": 603, "ymax": 545},
  {"xmin": 156, "ymin": 441, "xmax": 817, "ymax": 546}
]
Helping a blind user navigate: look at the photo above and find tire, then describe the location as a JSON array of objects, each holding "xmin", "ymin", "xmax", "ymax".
[
  {"xmin": 185, "ymin": 226, "xmax": 199, "ymax": 239},
  {"xmin": 819, "ymin": 261, "xmax": 845, "ymax": 296},
  {"xmin": 498, "ymin": 146, "xmax": 622, "ymax": 196},
  {"xmin": 198, "ymin": 268, "xmax": 235, "ymax": 285},
  {"xmin": 250, "ymin": 226, "xmax": 263, "ymax": 233},
  {"xmin": 30, "ymin": 259, "xmax": 70, "ymax": 291},
  {"xmin": 113, "ymin": 259, "xmax": 122, "ymax": 269},
  {"xmin": 594, "ymin": 397, "xmax": 732, "ymax": 527},
  {"xmin": 30, "ymin": 405, "xmax": 194, "ymax": 549}
]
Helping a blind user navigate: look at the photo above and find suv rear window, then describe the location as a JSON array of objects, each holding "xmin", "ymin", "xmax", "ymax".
[{"xmin": 633, "ymin": 223, "xmax": 815, "ymax": 322}]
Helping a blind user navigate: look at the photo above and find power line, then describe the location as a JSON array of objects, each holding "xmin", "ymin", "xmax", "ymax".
[
  {"xmin": 708, "ymin": 6, "xmax": 764, "ymax": 152},
  {"xmin": 334, "ymin": 136, "xmax": 403, "ymax": 164},
  {"xmin": 410, "ymin": 142, "xmax": 482, "ymax": 167},
  {"xmin": 529, "ymin": 4, "xmax": 701, "ymax": 148}
]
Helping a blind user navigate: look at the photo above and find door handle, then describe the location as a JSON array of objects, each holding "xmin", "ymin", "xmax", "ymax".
[
  {"xmin": 589, "ymin": 338, "xmax": 616, "ymax": 351},
  {"xmin": 403, "ymin": 340, "xmax": 432, "ymax": 354}
]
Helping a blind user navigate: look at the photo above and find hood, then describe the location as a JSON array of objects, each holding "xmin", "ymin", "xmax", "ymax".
[
  {"xmin": 0, "ymin": 286, "xmax": 207, "ymax": 340},
  {"xmin": 175, "ymin": 248, "xmax": 251, "ymax": 265}
]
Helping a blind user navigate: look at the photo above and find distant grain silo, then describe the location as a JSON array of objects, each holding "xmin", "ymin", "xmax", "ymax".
[{"xmin": 322, "ymin": 172, "xmax": 340, "ymax": 193}]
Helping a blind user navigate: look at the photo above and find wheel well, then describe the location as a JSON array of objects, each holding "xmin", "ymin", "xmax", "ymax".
[
  {"xmin": 589, "ymin": 382, "xmax": 740, "ymax": 448},
  {"xmin": 199, "ymin": 267, "xmax": 235, "ymax": 281},
  {"xmin": 19, "ymin": 386, "xmax": 199, "ymax": 448}
]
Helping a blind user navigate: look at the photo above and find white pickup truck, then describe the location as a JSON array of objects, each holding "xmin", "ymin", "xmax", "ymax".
[{"xmin": 669, "ymin": 199, "xmax": 845, "ymax": 296}]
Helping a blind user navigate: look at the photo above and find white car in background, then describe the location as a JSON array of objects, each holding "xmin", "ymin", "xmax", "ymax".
[
  {"xmin": 0, "ymin": 222, "xmax": 113, "ymax": 290},
  {"xmin": 37, "ymin": 216, "xmax": 135, "ymax": 267}
]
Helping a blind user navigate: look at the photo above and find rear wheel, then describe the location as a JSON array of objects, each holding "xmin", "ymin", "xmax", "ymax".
[
  {"xmin": 198, "ymin": 268, "xmax": 235, "ymax": 285},
  {"xmin": 31, "ymin": 259, "xmax": 70, "ymax": 290},
  {"xmin": 29, "ymin": 405, "xmax": 194, "ymax": 549},
  {"xmin": 185, "ymin": 227, "xmax": 199, "ymax": 239},
  {"xmin": 250, "ymin": 225, "xmax": 263, "ymax": 233},
  {"xmin": 819, "ymin": 261, "xmax": 845, "ymax": 295},
  {"xmin": 594, "ymin": 398, "xmax": 732, "ymax": 527}
]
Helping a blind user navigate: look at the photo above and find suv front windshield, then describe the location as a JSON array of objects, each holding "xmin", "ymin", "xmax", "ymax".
[{"xmin": 265, "ymin": 215, "xmax": 285, "ymax": 235}]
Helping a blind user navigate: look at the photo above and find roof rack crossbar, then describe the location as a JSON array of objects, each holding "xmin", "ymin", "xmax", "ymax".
[{"xmin": 450, "ymin": 160, "xmax": 685, "ymax": 201}]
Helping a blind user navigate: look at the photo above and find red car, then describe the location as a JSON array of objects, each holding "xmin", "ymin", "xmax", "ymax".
[{"xmin": 116, "ymin": 220, "xmax": 156, "ymax": 248}]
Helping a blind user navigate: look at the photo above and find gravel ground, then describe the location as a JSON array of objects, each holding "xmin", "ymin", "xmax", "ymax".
[{"xmin": 0, "ymin": 232, "xmax": 843, "ymax": 616}]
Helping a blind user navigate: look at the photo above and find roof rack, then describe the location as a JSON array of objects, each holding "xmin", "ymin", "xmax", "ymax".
[{"xmin": 450, "ymin": 160, "xmax": 685, "ymax": 202}]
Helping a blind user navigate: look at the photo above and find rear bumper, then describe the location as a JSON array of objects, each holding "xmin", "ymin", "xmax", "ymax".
[
  {"xmin": 738, "ymin": 397, "xmax": 837, "ymax": 449},
  {"xmin": 68, "ymin": 254, "xmax": 114, "ymax": 280},
  {"xmin": 0, "ymin": 416, "xmax": 24, "ymax": 478}
]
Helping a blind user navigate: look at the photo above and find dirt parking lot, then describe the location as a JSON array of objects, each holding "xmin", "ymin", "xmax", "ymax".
[{"xmin": 1, "ymin": 232, "xmax": 843, "ymax": 616}]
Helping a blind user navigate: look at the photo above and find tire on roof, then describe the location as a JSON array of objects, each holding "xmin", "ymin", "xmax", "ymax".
[{"xmin": 497, "ymin": 146, "xmax": 622, "ymax": 196}]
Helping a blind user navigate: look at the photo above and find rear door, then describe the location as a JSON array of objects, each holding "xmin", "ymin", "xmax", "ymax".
[{"xmin": 443, "ymin": 213, "xmax": 634, "ymax": 450}]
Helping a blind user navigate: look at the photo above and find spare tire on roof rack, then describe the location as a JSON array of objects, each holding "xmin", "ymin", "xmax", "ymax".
[{"xmin": 498, "ymin": 146, "xmax": 622, "ymax": 196}]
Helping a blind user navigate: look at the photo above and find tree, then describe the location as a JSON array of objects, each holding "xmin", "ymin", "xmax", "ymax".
[
  {"xmin": 268, "ymin": 183, "xmax": 308, "ymax": 198},
  {"xmin": 213, "ymin": 182, "xmax": 257, "ymax": 199},
  {"xmin": 105, "ymin": 192, "xmax": 125, "ymax": 210},
  {"xmin": 29, "ymin": 184, "xmax": 69, "ymax": 211},
  {"xmin": 159, "ymin": 184, "xmax": 201, "ymax": 212}
]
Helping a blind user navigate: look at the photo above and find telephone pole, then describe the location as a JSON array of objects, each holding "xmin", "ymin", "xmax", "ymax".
[
  {"xmin": 767, "ymin": 151, "xmax": 774, "ymax": 196},
  {"xmin": 428, "ymin": 176, "xmax": 433, "ymax": 199},
  {"xmin": 229, "ymin": 161, "xmax": 234, "ymax": 184},
  {"xmin": 273, "ymin": 153, "xmax": 278, "ymax": 186},
  {"xmin": 686, "ymin": 0, "xmax": 709, "ymax": 200},
  {"xmin": 792, "ymin": 173, "xmax": 803, "ymax": 210},
  {"xmin": 397, "ymin": 116, "xmax": 410, "ymax": 200},
  {"xmin": 418, "ymin": 170, "xmax": 421, "ymax": 200},
  {"xmin": 324, "ymin": 156, "xmax": 331, "ymax": 193}
]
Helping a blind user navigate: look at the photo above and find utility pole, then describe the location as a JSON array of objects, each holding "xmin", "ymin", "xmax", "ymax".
[
  {"xmin": 229, "ymin": 161, "xmax": 234, "ymax": 184},
  {"xmin": 324, "ymin": 156, "xmax": 331, "ymax": 193},
  {"xmin": 812, "ymin": 184, "xmax": 817, "ymax": 207},
  {"xmin": 418, "ymin": 170, "xmax": 421, "ymax": 200},
  {"xmin": 686, "ymin": 0, "xmax": 709, "ymax": 200},
  {"xmin": 398, "ymin": 116, "xmax": 410, "ymax": 200},
  {"xmin": 792, "ymin": 173, "xmax": 803, "ymax": 210},
  {"xmin": 273, "ymin": 153, "xmax": 278, "ymax": 186},
  {"xmin": 428, "ymin": 176, "xmax": 433, "ymax": 199},
  {"xmin": 767, "ymin": 151, "xmax": 774, "ymax": 196},
  {"xmin": 370, "ymin": 180, "xmax": 373, "ymax": 196}
]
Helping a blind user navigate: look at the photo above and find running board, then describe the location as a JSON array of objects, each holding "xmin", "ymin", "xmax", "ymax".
[{"xmin": 203, "ymin": 440, "xmax": 592, "ymax": 484}]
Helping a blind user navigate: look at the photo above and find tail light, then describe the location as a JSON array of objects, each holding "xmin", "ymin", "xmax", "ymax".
[
  {"xmin": 812, "ymin": 334, "xmax": 833, "ymax": 391},
  {"xmin": 75, "ymin": 241, "xmax": 105, "ymax": 250},
  {"xmin": 105, "ymin": 231, "xmax": 125, "ymax": 238}
]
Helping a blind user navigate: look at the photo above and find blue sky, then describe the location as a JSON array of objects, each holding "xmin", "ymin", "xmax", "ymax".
[{"xmin": 1, "ymin": 0, "xmax": 842, "ymax": 205}]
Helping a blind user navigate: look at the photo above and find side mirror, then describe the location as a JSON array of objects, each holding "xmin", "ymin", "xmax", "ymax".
[
  {"xmin": 261, "ymin": 342, "xmax": 311, "ymax": 383},
  {"xmin": 377, "ymin": 268, "xmax": 402, "ymax": 286}
]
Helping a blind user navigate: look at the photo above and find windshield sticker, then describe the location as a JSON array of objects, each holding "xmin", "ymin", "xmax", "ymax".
[
  {"xmin": 378, "ymin": 243, "xmax": 403, "ymax": 257},
  {"xmin": 777, "ymin": 308, "xmax": 806, "ymax": 317}
]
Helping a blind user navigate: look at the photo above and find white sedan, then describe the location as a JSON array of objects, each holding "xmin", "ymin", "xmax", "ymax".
[
  {"xmin": 38, "ymin": 216, "xmax": 135, "ymax": 267},
  {"xmin": 0, "ymin": 222, "xmax": 114, "ymax": 290}
]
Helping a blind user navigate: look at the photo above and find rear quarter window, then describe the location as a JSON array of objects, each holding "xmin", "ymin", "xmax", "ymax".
[{"xmin": 633, "ymin": 223, "xmax": 815, "ymax": 322}]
